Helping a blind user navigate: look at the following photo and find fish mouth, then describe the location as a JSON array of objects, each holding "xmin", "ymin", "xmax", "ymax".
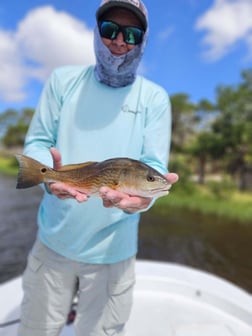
[
  {"xmin": 148, "ymin": 187, "xmax": 170, "ymax": 197},
  {"xmin": 152, "ymin": 185, "xmax": 171, "ymax": 193}
]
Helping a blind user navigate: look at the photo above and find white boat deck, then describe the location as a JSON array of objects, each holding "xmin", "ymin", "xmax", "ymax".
[{"xmin": 0, "ymin": 261, "xmax": 252, "ymax": 336}]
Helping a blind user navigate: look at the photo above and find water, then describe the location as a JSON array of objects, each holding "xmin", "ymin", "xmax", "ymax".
[
  {"xmin": 0, "ymin": 174, "xmax": 42, "ymax": 283},
  {"xmin": 1, "ymin": 174, "xmax": 252, "ymax": 293},
  {"xmin": 138, "ymin": 209, "xmax": 252, "ymax": 293}
]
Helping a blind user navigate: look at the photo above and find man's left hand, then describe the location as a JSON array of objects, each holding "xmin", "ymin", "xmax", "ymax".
[{"xmin": 99, "ymin": 172, "xmax": 179, "ymax": 213}]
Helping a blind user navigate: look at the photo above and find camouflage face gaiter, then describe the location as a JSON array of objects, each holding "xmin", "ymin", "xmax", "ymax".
[{"xmin": 93, "ymin": 24, "xmax": 148, "ymax": 87}]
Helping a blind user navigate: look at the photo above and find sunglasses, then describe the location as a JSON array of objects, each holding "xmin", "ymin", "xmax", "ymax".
[{"xmin": 98, "ymin": 20, "xmax": 144, "ymax": 45}]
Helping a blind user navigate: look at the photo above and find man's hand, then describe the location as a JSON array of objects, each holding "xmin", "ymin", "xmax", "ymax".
[
  {"xmin": 46, "ymin": 147, "xmax": 89, "ymax": 203},
  {"xmin": 47, "ymin": 149, "xmax": 179, "ymax": 208},
  {"xmin": 99, "ymin": 172, "xmax": 179, "ymax": 213}
]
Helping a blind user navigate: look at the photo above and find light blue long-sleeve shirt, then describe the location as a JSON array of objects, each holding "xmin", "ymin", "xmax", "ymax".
[{"xmin": 24, "ymin": 65, "xmax": 171, "ymax": 264}]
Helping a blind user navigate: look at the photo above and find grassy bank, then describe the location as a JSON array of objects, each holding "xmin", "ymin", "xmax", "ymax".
[
  {"xmin": 154, "ymin": 182, "xmax": 252, "ymax": 224},
  {"xmin": 0, "ymin": 156, "xmax": 18, "ymax": 176}
]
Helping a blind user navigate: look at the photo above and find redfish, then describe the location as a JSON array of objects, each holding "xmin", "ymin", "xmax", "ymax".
[{"xmin": 16, "ymin": 154, "xmax": 171, "ymax": 198}]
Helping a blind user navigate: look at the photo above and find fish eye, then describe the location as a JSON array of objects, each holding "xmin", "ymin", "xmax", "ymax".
[
  {"xmin": 41, "ymin": 167, "xmax": 47, "ymax": 174},
  {"xmin": 147, "ymin": 175, "xmax": 155, "ymax": 182}
]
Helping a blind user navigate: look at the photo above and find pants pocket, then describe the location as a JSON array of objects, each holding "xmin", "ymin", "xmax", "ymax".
[
  {"xmin": 103, "ymin": 277, "xmax": 135, "ymax": 333},
  {"xmin": 20, "ymin": 254, "xmax": 74, "ymax": 329},
  {"xmin": 22, "ymin": 254, "xmax": 43, "ymax": 287}
]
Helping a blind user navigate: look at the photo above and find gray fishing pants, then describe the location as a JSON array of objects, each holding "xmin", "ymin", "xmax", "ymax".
[{"xmin": 18, "ymin": 239, "xmax": 135, "ymax": 336}]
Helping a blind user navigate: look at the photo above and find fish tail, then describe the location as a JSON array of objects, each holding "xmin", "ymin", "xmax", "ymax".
[{"xmin": 16, "ymin": 154, "xmax": 49, "ymax": 189}]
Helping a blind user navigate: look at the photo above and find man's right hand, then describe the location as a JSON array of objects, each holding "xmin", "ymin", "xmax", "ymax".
[{"xmin": 47, "ymin": 147, "xmax": 89, "ymax": 203}]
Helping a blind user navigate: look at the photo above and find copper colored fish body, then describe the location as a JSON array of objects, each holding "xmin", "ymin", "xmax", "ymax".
[{"xmin": 16, "ymin": 154, "xmax": 170, "ymax": 198}]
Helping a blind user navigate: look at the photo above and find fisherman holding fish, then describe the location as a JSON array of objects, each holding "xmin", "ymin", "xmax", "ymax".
[{"xmin": 17, "ymin": 1, "xmax": 178, "ymax": 335}]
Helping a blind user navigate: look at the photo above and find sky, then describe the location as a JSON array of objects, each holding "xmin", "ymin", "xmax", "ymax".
[{"xmin": 0, "ymin": 0, "xmax": 252, "ymax": 113}]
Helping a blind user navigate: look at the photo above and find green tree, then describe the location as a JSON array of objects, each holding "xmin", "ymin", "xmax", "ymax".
[
  {"xmin": 213, "ymin": 69, "xmax": 252, "ymax": 190},
  {"xmin": 0, "ymin": 109, "xmax": 19, "ymax": 139},
  {"xmin": 170, "ymin": 93, "xmax": 197, "ymax": 152},
  {"xmin": 2, "ymin": 108, "xmax": 34, "ymax": 148},
  {"xmin": 2, "ymin": 123, "xmax": 28, "ymax": 147}
]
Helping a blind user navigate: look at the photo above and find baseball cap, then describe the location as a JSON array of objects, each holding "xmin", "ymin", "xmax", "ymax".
[{"xmin": 96, "ymin": 0, "xmax": 148, "ymax": 31}]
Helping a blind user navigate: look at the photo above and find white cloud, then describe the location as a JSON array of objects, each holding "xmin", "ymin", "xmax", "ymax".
[
  {"xmin": 0, "ymin": 30, "xmax": 32, "ymax": 102},
  {"xmin": 157, "ymin": 26, "xmax": 174, "ymax": 43},
  {"xmin": 0, "ymin": 6, "xmax": 95, "ymax": 103},
  {"xmin": 195, "ymin": 0, "xmax": 252, "ymax": 61}
]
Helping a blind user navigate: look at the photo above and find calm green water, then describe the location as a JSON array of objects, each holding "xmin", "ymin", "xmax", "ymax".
[
  {"xmin": 139, "ymin": 208, "xmax": 252, "ymax": 293},
  {"xmin": 1, "ymin": 174, "xmax": 252, "ymax": 293}
]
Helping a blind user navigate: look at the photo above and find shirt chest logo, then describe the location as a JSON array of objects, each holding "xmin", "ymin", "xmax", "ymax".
[{"xmin": 121, "ymin": 104, "xmax": 141, "ymax": 115}]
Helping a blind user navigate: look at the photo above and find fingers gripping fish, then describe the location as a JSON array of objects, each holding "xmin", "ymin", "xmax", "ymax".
[{"xmin": 16, "ymin": 154, "xmax": 171, "ymax": 198}]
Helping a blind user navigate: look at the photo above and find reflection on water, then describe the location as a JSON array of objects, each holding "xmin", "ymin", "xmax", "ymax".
[
  {"xmin": 0, "ymin": 174, "xmax": 42, "ymax": 283},
  {"xmin": 139, "ymin": 208, "xmax": 252, "ymax": 293},
  {"xmin": 1, "ymin": 174, "xmax": 252, "ymax": 293}
]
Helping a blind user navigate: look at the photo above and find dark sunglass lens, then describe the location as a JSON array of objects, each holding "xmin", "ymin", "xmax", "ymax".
[
  {"xmin": 99, "ymin": 21, "xmax": 144, "ymax": 45},
  {"xmin": 124, "ymin": 27, "xmax": 143, "ymax": 45},
  {"xmin": 99, "ymin": 21, "xmax": 118, "ymax": 40}
]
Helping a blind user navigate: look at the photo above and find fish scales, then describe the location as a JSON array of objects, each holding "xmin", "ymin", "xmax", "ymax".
[{"xmin": 16, "ymin": 154, "xmax": 171, "ymax": 198}]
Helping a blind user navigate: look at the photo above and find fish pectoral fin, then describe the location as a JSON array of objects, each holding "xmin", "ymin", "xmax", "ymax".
[{"xmin": 57, "ymin": 162, "xmax": 97, "ymax": 171}]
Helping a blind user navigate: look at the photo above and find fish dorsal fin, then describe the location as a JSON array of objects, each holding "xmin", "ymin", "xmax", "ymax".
[{"xmin": 57, "ymin": 161, "xmax": 97, "ymax": 172}]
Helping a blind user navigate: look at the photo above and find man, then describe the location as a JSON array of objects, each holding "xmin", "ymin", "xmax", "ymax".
[{"xmin": 18, "ymin": 0, "xmax": 178, "ymax": 335}]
